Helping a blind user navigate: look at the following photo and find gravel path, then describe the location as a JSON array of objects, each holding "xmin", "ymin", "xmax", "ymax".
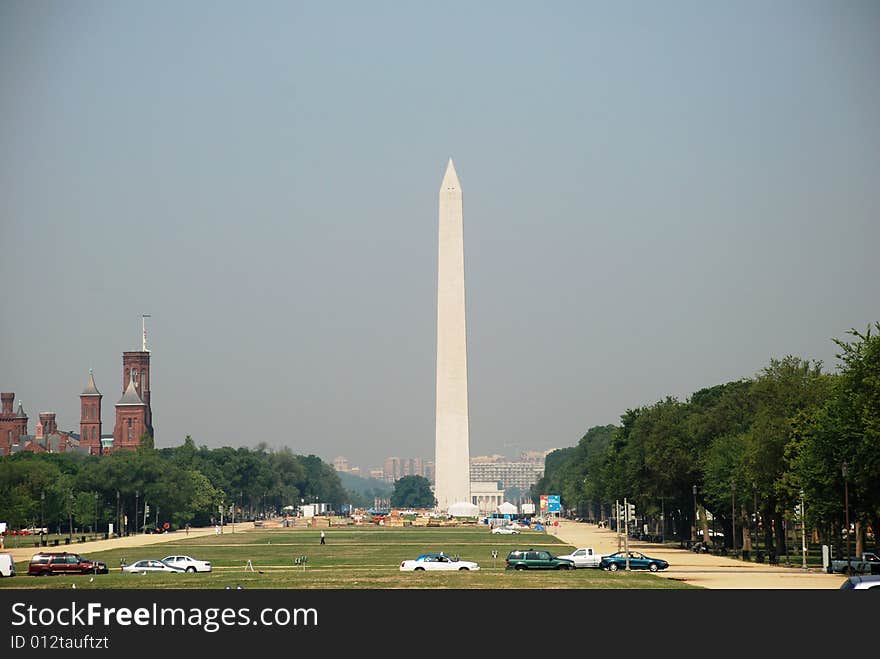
[
  {"xmin": 3, "ymin": 524, "xmax": 253, "ymax": 565},
  {"xmin": 552, "ymin": 519, "xmax": 843, "ymax": 589}
]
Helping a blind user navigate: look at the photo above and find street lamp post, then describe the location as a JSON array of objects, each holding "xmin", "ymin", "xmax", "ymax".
[
  {"xmin": 692, "ymin": 485, "xmax": 698, "ymax": 545},
  {"xmin": 135, "ymin": 490, "xmax": 139, "ymax": 536},
  {"xmin": 67, "ymin": 490, "xmax": 74, "ymax": 540},
  {"xmin": 842, "ymin": 462, "xmax": 851, "ymax": 577},
  {"xmin": 731, "ymin": 481, "xmax": 737, "ymax": 556},
  {"xmin": 116, "ymin": 490, "xmax": 120, "ymax": 538},
  {"xmin": 40, "ymin": 491, "xmax": 45, "ymax": 544},
  {"xmin": 94, "ymin": 493, "xmax": 98, "ymax": 539},
  {"xmin": 660, "ymin": 497, "xmax": 665, "ymax": 545},
  {"xmin": 800, "ymin": 489, "xmax": 808, "ymax": 570}
]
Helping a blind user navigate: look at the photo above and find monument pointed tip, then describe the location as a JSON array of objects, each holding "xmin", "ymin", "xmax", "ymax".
[{"xmin": 441, "ymin": 158, "xmax": 460, "ymax": 189}]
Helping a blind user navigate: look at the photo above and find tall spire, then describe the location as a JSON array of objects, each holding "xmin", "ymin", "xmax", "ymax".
[
  {"xmin": 117, "ymin": 371, "xmax": 145, "ymax": 406},
  {"xmin": 441, "ymin": 158, "xmax": 460, "ymax": 191},
  {"xmin": 142, "ymin": 314, "xmax": 151, "ymax": 352},
  {"xmin": 82, "ymin": 369, "xmax": 101, "ymax": 396}
]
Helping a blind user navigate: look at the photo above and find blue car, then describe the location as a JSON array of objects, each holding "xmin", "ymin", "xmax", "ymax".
[{"xmin": 599, "ymin": 551, "xmax": 669, "ymax": 572}]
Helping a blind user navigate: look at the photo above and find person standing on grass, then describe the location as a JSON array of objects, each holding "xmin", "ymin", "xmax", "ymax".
[{"xmin": 320, "ymin": 530, "xmax": 325, "ymax": 545}]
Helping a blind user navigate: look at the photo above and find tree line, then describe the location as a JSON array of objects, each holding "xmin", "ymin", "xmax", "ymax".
[
  {"xmin": 0, "ymin": 437, "xmax": 354, "ymax": 533},
  {"xmin": 533, "ymin": 324, "xmax": 880, "ymax": 557}
]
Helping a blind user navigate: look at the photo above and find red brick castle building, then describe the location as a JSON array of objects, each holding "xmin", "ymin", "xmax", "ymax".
[{"xmin": 2, "ymin": 334, "xmax": 155, "ymax": 456}]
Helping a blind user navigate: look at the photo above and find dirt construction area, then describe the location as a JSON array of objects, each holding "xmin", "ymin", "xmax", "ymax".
[{"xmin": 552, "ymin": 519, "xmax": 845, "ymax": 589}]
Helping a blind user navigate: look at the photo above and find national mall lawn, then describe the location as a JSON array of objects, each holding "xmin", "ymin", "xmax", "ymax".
[{"xmin": 0, "ymin": 526, "xmax": 698, "ymax": 590}]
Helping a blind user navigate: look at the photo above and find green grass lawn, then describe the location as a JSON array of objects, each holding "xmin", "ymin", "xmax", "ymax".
[{"xmin": 1, "ymin": 526, "xmax": 699, "ymax": 589}]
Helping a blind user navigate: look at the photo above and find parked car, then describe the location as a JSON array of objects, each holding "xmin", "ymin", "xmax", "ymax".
[
  {"xmin": 557, "ymin": 547, "xmax": 604, "ymax": 568},
  {"xmin": 28, "ymin": 552, "xmax": 108, "ymax": 576},
  {"xmin": 161, "ymin": 555, "xmax": 212, "ymax": 573},
  {"xmin": 599, "ymin": 551, "xmax": 669, "ymax": 572},
  {"xmin": 121, "ymin": 559, "xmax": 186, "ymax": 574},
  {"xmin": 400, "ymin": 553, "xmax": 480, "ymax": 571},
  {"xmin": 491, "ymin": 526, "xmax": 520, "ymax": 535},
  {"xmin": 830, "ymin": 552, "xmax": 880, "ymax": 575},
  {"xmin": 506, "ymin": 549, "xmax": 574, "ymax": 570},
  {"xmin": 0, "ymin": 553, "xmax": 15, "ymax": 577},
  {"xmin": 839, "ymin": 574, "xmax": 880, "ymax": 590}
]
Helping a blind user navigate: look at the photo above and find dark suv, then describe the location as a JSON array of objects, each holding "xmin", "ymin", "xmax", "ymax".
[
  {"xmin": 506, "ymin": 548, "xmax": 574, "ymax": 570},
  {"xmin": 28, "ymin": 552, "xmax": 108, "ymax": 576}
]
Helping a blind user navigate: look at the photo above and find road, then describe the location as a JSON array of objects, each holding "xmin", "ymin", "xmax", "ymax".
[
  {"xmin": 2, "ymin": 524, "xmax": 253, "ymax": 565},
  {"xmin": 552, "ymin": 519, "xmax": 843, "ymax": 589}
]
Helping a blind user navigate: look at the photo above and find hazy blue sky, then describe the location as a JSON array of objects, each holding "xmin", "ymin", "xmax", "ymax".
[{"xmin": 2, "ymin": 1, "xmax": 878, "ymax": 470}]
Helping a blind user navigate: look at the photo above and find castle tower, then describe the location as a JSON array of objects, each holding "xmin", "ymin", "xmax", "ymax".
[
  {"xmin": 0, "ymin": 393, "xmax": 28, "ymax": 454},
  {"xmin": 113, "ymin": 372, "xmax": 147, "ymax": 450},
  {"xmin": 433, "ymin": 158, "xmax": 472, "ymax": 512},
  {"xmin": 80, "ymin": 370, "xmax": 103, "ymax": 454},
  {"xmin": 122, "ymin": 352, "xmax": 152, "ymax": 437},
  {"xmin": 38, "ymin": 412, "xmax": 57, "ymax": 435},
  {"xmin": 14, "ymin": 402, "xmax": 28, "ymax": 442}
]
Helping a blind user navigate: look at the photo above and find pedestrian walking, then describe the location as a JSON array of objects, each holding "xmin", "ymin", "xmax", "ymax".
[{"xmin": 320, "ymin": 530, "xmax": 325, "ymax": 545}]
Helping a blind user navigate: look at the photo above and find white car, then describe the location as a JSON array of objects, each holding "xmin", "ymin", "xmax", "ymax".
[
  {"xmin": 491, "ymin": 526, "xmax": 520, "ymax": 534},
  {"xmin": 399, "ymin": 553, "xmax": 480, "ymax": 571},
  {"xmin": 162, "ymin": 555, "xmax": 212, "ymax": 573},
  {"xmin": 840, "ymin": 575, "xmax": 880, "ymax": 590},
  {"xmin": 122, "ymin": 559, "xmax": 186, "ymax": 574},
  {"xmin": 556, "ymin": 547, "xmax": 604, "ymax": 568}
]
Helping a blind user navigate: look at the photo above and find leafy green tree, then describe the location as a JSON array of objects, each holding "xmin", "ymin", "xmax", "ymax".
[
  {"xmin": 72, "ymin": 491, "xmax": 100, "ymax": 532},
  {"xmin": 789, "ymin": 324, "xmax": 880, "ymax": 552},
  {"xmin": 742, "ymin": 356, "xmax": 830, "ymax": 553},
  {"xmin": 390, "ymin": 475, "xmax": 436, "ymax": 508},
  {"xmin": 137, "ymin": 431, "xmax": 154, "ymax": 451}
]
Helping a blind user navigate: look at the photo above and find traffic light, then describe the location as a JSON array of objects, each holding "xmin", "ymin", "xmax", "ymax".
[{"xmin": 627, "ymin": 503, "xmax": 636, "ymax": 520}]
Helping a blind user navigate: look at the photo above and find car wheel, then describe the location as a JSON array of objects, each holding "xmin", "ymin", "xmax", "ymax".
[
  {"xmin": 608, "ymin": 563, "xmax": 619, "ymax": 572},
  {"xmin": 186, "ymin": 566, "xmax": 196, "ymax": 573},
  {"xmin": 649, "ymin": 563, "xmax": 659, "ymax": 572},
  {"xmin": 514, "ymin": 564, "xmax": 526, "ymax": 570},
  {"xmin": 414, "ymin": 567, "xmax": 425, "ymax": 571},
  {"xmin": 458, "ymin": 567, "xmax": 470, "ymax": 571}
]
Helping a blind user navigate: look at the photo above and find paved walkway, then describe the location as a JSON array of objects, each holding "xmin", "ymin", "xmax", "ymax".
[
  {"xmin": 552, "ymin": 519, "xmax": 843, "ymax": 589},
  {"xmin": 2, "ymin": 524, "xmax": 255, "ymax": 564}
]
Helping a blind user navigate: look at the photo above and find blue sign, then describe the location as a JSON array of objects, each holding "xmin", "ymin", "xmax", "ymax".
[{"xmin": 547, "ymin": 495, "xmax": 561, "ymax": 513}]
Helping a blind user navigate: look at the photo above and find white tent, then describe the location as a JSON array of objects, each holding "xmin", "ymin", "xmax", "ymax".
[
  {"xmin": 447, "ymin": 501, "xmax": 479, "ymax": 517},
  {"xmin": 496, "ymin": 501, "xmax": 518, "ymax": 515}
]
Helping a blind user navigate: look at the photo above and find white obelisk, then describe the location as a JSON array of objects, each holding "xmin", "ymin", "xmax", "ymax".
[{"xmin": 434, "ymin": 158, "xmax": 471, "ymax": 512}]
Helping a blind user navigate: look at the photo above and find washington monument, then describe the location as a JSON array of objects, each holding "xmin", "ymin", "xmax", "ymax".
[{"xmin": 434, "ymin": 158, "xmax": 471, "ymax": 511}]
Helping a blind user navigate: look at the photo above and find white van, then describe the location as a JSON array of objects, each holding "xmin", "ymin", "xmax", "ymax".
[{"xmin": 0, "ymin": 553, "xmax": 15, "ymax": 577}]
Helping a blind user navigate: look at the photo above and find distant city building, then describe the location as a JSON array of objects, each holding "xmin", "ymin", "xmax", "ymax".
[
  {"xmin": 470, "ymin": 454, "xmax": 506, "ymax": 463},
  {"xmin": 332, "ymin": 456, "xmax": 350, "ymax": 472},
  {"xmin": 471, "ymin": 481, "xmax": 505, "ymax": 514},
  {"xmin": 519, "ymin": 449, "xmax": 554, "ymax": 462},
  {"xmin": 379, "ymin": 457, "xmax": 435, "ymax": 483},
  {"xmin": 469, "ymin": 459, "xmax": 544, "ymax": 503}
]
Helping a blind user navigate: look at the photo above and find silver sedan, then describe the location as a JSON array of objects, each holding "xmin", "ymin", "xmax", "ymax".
[{"xmin": 122, "ymin": 559, "xmax": 186, "ymax": 574}]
